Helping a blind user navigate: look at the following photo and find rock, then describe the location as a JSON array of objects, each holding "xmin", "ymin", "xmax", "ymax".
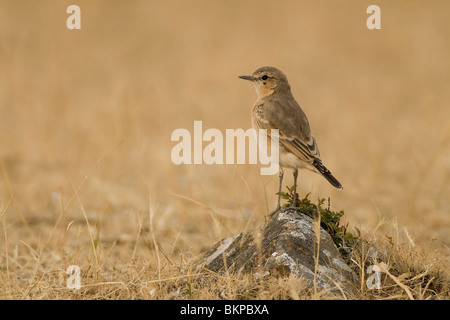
[{"xmin": 193, "ymin": 208, "xmax": 358, "ymax": 295}]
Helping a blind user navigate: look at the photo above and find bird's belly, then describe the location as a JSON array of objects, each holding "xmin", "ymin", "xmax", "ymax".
[{"xmin": 279, "ymin": 150, "xmax": 317, "ymax": 172}]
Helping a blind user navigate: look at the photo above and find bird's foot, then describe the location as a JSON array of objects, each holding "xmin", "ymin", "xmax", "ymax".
[{"xmin": 268, "ymin": 205, "xmax": 281, "ymax": 217}]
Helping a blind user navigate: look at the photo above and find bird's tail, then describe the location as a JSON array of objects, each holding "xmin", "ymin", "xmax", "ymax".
[
  {"xmin": 313, "ymin": 159, "xmax": 343, "ymax": 190},
  {"xmin": 321, "ymin": 171, "xmax": 343, "ymax": 190}
]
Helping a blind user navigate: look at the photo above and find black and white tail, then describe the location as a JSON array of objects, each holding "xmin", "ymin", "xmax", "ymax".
[{"xmin": 313, "ymin": 158, "xmax": 343, "ymax": 190}]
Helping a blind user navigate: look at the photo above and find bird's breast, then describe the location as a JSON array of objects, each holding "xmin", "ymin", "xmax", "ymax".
[{"xmin": 252, "ymin": 103, "xmax": 265, "ymax": 129}]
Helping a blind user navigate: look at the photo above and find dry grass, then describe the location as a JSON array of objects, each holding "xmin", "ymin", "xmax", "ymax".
[{"xmin": 0, "ymin": 0, "xmax": 449, "ymax": 299}]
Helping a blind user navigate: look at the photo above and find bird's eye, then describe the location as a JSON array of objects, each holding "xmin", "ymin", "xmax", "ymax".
[{"xmin": 261, "ymin": 75, "xmax": 269, "ymax": 80}]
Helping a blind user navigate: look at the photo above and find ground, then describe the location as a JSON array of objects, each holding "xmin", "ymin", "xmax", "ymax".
[{"xmin": 0, "ymin": 0, "xmax": 449, "ymax": 300}]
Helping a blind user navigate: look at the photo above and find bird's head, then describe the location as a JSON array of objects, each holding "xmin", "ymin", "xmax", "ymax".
[{"xmin": 239, "ymin": 66, "xmax": 290, "ymax": 98}]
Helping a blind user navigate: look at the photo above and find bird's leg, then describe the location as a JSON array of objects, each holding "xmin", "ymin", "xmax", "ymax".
[
  {"xmin": 292, "ymin": 169, "xmax": 298, "ymax": 207},
  {"xmin": 269, "ymin": 168, "xmax": 284, "ymax": 216}
]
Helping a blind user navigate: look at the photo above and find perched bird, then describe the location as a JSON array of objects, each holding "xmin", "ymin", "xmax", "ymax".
[{"xmin": 239, "ymin": 66, "xmax": 342, "ymax": 215}]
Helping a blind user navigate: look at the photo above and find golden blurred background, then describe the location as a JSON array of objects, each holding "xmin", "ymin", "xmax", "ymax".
[{"xmin": 0, "ymin": 0, "xmax": 449, "ymax": 273}]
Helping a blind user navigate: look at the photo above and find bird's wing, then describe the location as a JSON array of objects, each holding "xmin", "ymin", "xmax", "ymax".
[{"xmin": 253, "ymin": 99, "xmax": 321, "ymax": 165}]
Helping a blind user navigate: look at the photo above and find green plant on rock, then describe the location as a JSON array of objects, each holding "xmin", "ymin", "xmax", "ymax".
[{"xmin": 279, "ymin": 185, "xmax": 360, "ymax": 261}]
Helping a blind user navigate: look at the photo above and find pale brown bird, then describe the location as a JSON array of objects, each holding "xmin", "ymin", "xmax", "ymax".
[{"xmin": 239, "ymin": 66, "xmax": 343, "ymax": 215}]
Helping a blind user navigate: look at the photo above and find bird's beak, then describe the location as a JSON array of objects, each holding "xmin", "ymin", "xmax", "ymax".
[{"xmin": 238, "ymin": 75, "xmax": 254, "ymax": 81}]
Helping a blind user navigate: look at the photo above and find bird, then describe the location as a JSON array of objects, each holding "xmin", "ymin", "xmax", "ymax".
[{"xmin": 239, "ymin": 66, "xmax": 343, "ymax": 215}]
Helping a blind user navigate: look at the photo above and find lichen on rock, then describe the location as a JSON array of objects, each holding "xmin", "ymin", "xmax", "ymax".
[{"xmin": 193, "ymin": 207, "xmax": 359, "ymax": 296}]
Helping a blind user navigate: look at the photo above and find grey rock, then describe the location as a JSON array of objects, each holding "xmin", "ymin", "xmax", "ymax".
[{"xmin": 194, "ymin": 208, "xmax": 358, "ymax": 295}]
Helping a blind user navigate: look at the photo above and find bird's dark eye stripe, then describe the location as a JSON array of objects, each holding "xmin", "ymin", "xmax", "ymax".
[{"xmin": 261, "ymin": 75, "xmax": 269, "ymax": 80}]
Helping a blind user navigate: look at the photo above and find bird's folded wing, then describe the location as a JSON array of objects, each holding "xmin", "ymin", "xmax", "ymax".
[{"xmin": 254, "ymin": 102, "xmax": 321, "ymax": 165}]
